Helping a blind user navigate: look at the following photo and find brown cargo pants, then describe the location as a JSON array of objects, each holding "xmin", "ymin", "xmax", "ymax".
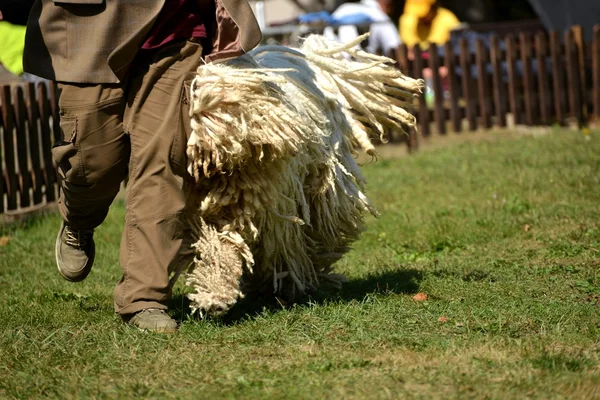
[{"xmin": 52, "ymin": 40, "xmax": 202, "ymax": 315}]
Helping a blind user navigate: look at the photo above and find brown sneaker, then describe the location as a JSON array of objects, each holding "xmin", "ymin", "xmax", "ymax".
[
  {"xmin": 125, "ymin": 309, "xmax": 178, "ymax": 332},
  {"xmin": 55, "ymin": 222, "xmax": 95, "ymax": 282}
]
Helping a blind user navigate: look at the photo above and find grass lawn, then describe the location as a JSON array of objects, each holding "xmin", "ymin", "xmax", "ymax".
[{"xmin": 1, "ymin": 128, "xmax": 599, "ymax": 399}]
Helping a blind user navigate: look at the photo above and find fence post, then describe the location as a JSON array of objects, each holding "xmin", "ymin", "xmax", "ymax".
[
  {"xmin": 489, "ymin": 35, "xmax": 507, "ymax": 128},
  {"xmin": 505, "ymin": 34, "xmax": 521, "ymax": 126},
  {"xmin": 592, "ymin": 25, "xmax": 600, "ymax": 123},
  {"xmin": 25, "ymin": 82, "xmax": 45, "ymax": 205},
  {"xmin": 535, "ymin": 32, "xmax": 551, "ymax": 124},
  {"xmin": 428, "ymin": 43, "xmax": 446, "ymax": 134},
  {"xmin": 412, "ymin": 45, "xmax": 430, "ymax": 137},
  {"xmin": 565, "ymin": 29, "xmax": 584, "ymax": 126},
  {"xmin": 444, "ymin": 41, "xmax": 461, "ymax": 132},
  {"xmin": 13, "ymin": 86, "xmax": 33, "ymax": 208},
  {"xmin": 459, "ymin": 38, "xmax": 477, "ymax": 131},
  {"xmin": 37, "ymin": 83, "xmax": 58, "ymax": 203},
  {"xmin": 0, "ymin": 91, "xmax": 5, "ymax": 213},
  {"xmin": 1, "ymin": 87, "xmax": 18, "ymax": 210},
  {"xmin": 549, "ymin": 31, "xmax": 566, "ymax": 125},
  {"xmin": 475, "ymin": 38, "xmax": 492, "ymax": 129},
  {"xmin": 49, "ymin": 82, "xmax": 62, "ymax": 144},
  {"xmin": 571, "ymin": 25, "xmax": 588, "ymax": 124},
  {"xmin": 395, "ymin": 45, "xmax": 418, "ymax": 151},
  {"xmin": 519, "ymin": 32, "xmax": 536, "ymax": 125},
  {"xmin": 396, "ymin": 44, "xmax": 410, "ymax": 74}
]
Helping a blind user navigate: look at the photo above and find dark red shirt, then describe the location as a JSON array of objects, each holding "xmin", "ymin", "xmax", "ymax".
[{"xmin": 142, "ymin": 0, "xmax": 207, "ymax": 50}]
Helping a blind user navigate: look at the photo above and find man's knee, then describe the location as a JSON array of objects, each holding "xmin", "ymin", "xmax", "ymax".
[{"xmin": 53, "ymin": 115, "xmax": 129, "ymax": 188}]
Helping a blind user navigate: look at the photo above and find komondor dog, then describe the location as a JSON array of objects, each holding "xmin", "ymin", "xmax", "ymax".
[{"xmin": 169, "ymin": 34, "xmax": 424, "ymax": 317}]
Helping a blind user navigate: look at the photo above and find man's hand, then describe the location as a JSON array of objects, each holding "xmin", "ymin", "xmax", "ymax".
[{"xmin": 0, "ymin": 11, "xmax": 4, "ymax": 21}]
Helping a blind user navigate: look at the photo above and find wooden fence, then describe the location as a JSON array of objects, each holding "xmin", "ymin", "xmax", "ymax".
[
  {"xmin": 1, "ymin": 81, "xmax": 61, "ymax": 215},
  {"xmin": 387, "ymin": 24, "xmax": 600, "ymax": 149},
  {"xmin": 1, "ymin": 24, "xmax": 599, "ymax": 216}
]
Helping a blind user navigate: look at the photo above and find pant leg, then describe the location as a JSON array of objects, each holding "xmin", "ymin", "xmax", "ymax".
[
  {"xmin": 114, "ymin": 40, "xmax": 202, "ymax": 315},
  {"xmin": 53, "ymin": 84, "xmax": 129, "ymax": 231}
]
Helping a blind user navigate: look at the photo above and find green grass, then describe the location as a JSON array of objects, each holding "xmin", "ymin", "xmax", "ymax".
[{"xmin": 1, "ymin": 129, "xmax": 600, "ymax": 399}]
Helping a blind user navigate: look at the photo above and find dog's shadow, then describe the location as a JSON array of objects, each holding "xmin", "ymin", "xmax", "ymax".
[{"xmin": 169, "ymin": 267, "xmax": 423, "ymax": 325}]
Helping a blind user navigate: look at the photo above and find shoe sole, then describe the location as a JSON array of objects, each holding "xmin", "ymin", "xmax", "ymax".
[
  {"xmin": 124, "ymin": 311, "xmax": 179, "ymax": 333},
  {"xmin": 131, "ymin": 326, "xmax": 179, "ymax": 333}
]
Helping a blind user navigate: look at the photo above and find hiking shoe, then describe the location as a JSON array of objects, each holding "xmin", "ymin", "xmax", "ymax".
[
  {"xmin": 55, "ymin": 222, "xmax": 95, "ymax": 282},
  {"xmin": 125, "ymin": 309, "xmax": 178, "ymax": 332}
]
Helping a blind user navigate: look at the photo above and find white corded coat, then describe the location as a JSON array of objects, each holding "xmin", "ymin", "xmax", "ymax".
[{"xmin": 172, "ymin": 34, "xmax": 423, "ymax": 316}]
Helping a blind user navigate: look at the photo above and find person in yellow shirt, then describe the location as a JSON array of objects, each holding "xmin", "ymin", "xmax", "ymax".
[
  {"xmin": 399, "ymin": 0, "xmax": 460, "ymax": 49},
  {"xmin": 0, "ymin": 20, "xmax": 27, "ymax": 76}
]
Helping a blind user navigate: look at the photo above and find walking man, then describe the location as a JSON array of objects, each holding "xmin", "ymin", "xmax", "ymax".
[{"xmin": 23, "ymin": 0, "xmax": 261, "ymax": 332}]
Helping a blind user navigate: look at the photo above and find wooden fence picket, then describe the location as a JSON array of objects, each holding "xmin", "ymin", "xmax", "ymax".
[
  {"xmin": 571, "ymin": 25, "xmax": 587, "ymax": 123},
  {"xmin": 49, "ymin": 82, "xmax": 61, "ymax": 144},
  {"xmin": 489, "ymin": 35, "xmax": 507, "ymax": 127},
  {"xmin": 592, "ymin": 25, "xmax": 600, "ymax": 122},
  {"xmin": 548, "ymin": 31, "xmax": 566, "ymax": 125},
  {"xmin": 429, "ymin": 43, "xmax": 446, "ymax": 134},
  {"xmin": 534, "ymin": 32, "xmax": 551, "ymax": 124},
  {"xmin": 37, "ymin": 83, "xmax": 57, "ymax": 203},
  {"xmin": 565, "ymin": 29, "xmax": 581, "ymax": 122},
  {"xmin": 412, "ymin": 44, "xmax": 430, "ymax": 136},
  {"xmin": 520, "ymin": 32, "xmax": 536, "ymax": 125},
  {"xmin": 1, "ymin": 86, "xmax": 18, "ymax": 210},
  {"xmin": 0, "ymin": 96, "xmax": 5, "ymax": 213},
  {"xmin": 475, "ymin": 38, "xmax": 492, "ymax": 128},
  {"xmin": 504, "ymin": 35, "xmax": 521, "ymax": 125},
  {"xmin": 459, "ymin": 38, "xmax": 477, "ymax": 131},
  {"xmin": 444, "ymin": 41, "xmax": 462, "ymax": 132},
  {"xmin": 397, "ymin": 44, "xmax": 410, "ymax": 75},
  {"xmin": 394, "ymin": 44, "xmax": 419, "ymax": 150},
  {"xmin": 13, "ymin": 86, "xmax": 33, "ymax": 208},
  {"xmin": 25, "ymin": 82, "xmax": 44, "ymax": 205}
]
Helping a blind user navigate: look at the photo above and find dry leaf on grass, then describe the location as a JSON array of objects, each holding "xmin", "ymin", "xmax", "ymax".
[
  {"xmin": 0, "ymin": 236, "xmax": 10, "ymax": 246},
  {"xmin": 438, "ymin": 316, "xmax": 449, "ymax": 323},
  {"xmin": 412, "ymin": 293, "xmax": 428, "ymax": 302}
]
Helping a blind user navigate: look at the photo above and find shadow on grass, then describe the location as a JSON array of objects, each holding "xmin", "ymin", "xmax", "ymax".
[{"xmin": 169, "ymin": 267, "xmax": 422, "ymax": 325}]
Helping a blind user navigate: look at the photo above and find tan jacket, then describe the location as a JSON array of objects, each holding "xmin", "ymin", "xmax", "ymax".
[{"xmin": 23, "ymin": 0, "xmax": 262, "ymax": 83}]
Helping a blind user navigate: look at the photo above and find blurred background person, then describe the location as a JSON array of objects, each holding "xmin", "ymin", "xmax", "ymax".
[
  {"xmin": 397, "ymin": 0, "xmax": 461, "ymax": 104},
  {"xmin": 323, "ymin": 0, "xmax": 401, "ymax": 55},
  {"xmin": 0, "ymin": 19, "xmax": 26, "ymax": 81},
  {"xmin": 0, "ymin": 1, "xmax": 46, "ymax": 85},
  {"xmin": 399, "ymin": 0, "xmax": 460, "ymax": 49}
]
